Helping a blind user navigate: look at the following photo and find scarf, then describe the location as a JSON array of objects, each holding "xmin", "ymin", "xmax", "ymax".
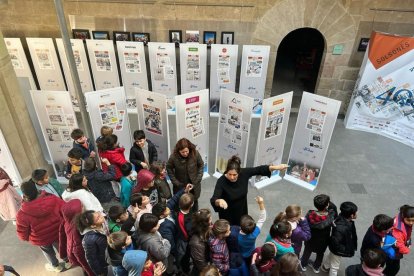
[{"xmin": 362, "ymin": 263, "xmax": 384, "ymax": 276}]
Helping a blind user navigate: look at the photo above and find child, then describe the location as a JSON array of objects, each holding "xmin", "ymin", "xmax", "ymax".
[
  {"xmin": 360, "ymin": 214, "xmax": 393, "ymax": 257},
  {"xmin": 83, "ymin": 157, "xmax": 117, "ymax": 208},
  {"xmin": 133, "ymin": 169, "xmax": 163, "ymax": 207},
  {"xmin": 266, "ymin": 221, "xmax": 295, "ymax": 260},
  {"xmin": 0, "ymin": 167, "xmax": 22, "ymax": 221},
  {"xmin": 99, "ymin": 134, "xmax": 127, "ymax": 181},
  {"xmin": 274, "ymin": 204, "xmax": 311, "ymax": 255},
  {"xmin": 150, "ymin": 161, "xmax": 172, "ymax": 200},
  {"xmin": 129, "ymin": 130, "xmax": 158, "ymax": 172},
  {"xmin": 70, "ymin": 128, "xmax": 96, "ymax": 160},
  {"xmin": 200, "ymin": 265, "xmax": 221, "ymax": 276},
  {"xmin": 271, "ymin": 253, "xmax": 301, "ymax": 276},
  {"xmin": 129, "ymin": 193, "xmax": 152, "ymax": 224},
  {"xmin": 107, "ymin": 205, "xmax": 136, "ymax": 234},
  {"xmin": 384, "ymin": 204, "xmax": 414, "ymax": 276},
  {"xmin": 106, "ymin": 231, "xmax": 134, "ymax": 275},
  {"xmin": 135, "ymin": 213, "xmax": 171, "ymax": 265},
  {"xmin": 238, "ymin": 196, "xmax": 267, "ymax": 265},
  {"xmin": 174, "ymin": 193, "xmax": 195, "ymax": 273},
  {"xmin": 76, "ymin": 210, "xmax": 109, "ymax": 276},
  {"xmin": 62, "ymin": 174, "xmax": 103, "ymax": 213},
  {"xmin": 250, "ymin": 243, "xmax": 277, "ymax": 275},
  {"xmin": 300, "ymin": 194, "xmax": 337, "ymax": 273},
  {"xmin": 65, "ymin": 148, "xmax": 84, "ymax": 179},
  {"xmin": 31, "ymin": 169, "xmax": 64, "ymax": 198},
  {"xmin": 59, "ymin": 199, "xmax": 94, "ymax": 276},
  {"xmin": 189, "ymin": 208, "xmax": 213, "ymax": 275},
  {"xmin": 96, "ymin": 126, "xmax": 113, "ymax": 151},
  {"xmin": 16, "ymin": 181, "xmax": 68, "ymax": 272},
  {"xmin": 208, "ymin": 219, "xmax": 231, "ymax": 275},
  {"xmin": 322, "ymin": 201, "xmax": 358, "ymax": 275},
  {"xmin": 346, "ymin": 248, "xmax": 386, "ymax": 276},
  {"xmin": 120, "ymin": 163, "xmax": 136, "ymax": 208},
  {"xmin": 142, "ymin": 258, "xmax": 166, "ymax": 276}
]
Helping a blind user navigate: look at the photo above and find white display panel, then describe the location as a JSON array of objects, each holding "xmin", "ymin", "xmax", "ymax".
[
  {"xmin": 135, "ymin": 88, "xmax": 170, "ymax": 162},
  {"xmin": 84, "ymin": 87, "xmax": 132, "ymax": 159},
  {"xmin": 85, "ymin": 39, "xmax": 120, "ymax": 90},
  {"xmin": 252, "ymin": 92, "xmax": 293, "ymax": 189},
  {"xmin": 214, "ymin": 89, "xmax": 254, "ymax": 178},
  {"xmin": 148, "ymin": 42, "xmax": 177, "ymax": 110},
  {"xmin": 175, "ymin": 89, "xmax": 210, "ymax": 178},
  {"xmin": 30, "ymin": 90, "xmax": 79, "ymax": 182},
  {"xmin": 345, "ymin": 32, "xmax": 414, "ymax": 148},
  {"xmin": 26, "ymin": 38, "xmax": 66, "ymax": 91},
  {"xmin": 239, "ymin": 45, "xmax": 271, "ymax": 114},
  {"xmin": 56, "ymin": 38, "xmax": 94, "ymax": 110},
  {"xmin": 0, "ymin": 129, "xmax": 22, "ymax": 187},
  {"xmin": 210, "ymin": 44, "xmax": 238, "ymax": 112},
  {"xmin": 284, "ymin": 92, "xmax": 341, "ymax": 191},
  {"xmin": 179, "ymin": 43, "xmax": 207, "ymax": 94},
  {"xmin": 116, "ymin": 41, "xmax": 149, "ymax": 112}
]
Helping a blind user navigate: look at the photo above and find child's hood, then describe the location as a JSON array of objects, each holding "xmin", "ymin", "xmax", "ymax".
[
  {"xmin": 20, "ymin": 192, "xmax": 58, "ymax": 218},
  {"xmin": 306, "ymin": 210, "xmax": 332, "ymax": 229}
]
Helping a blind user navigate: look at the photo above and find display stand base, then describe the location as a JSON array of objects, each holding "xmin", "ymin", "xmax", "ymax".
[
  {"xmin": 213, "ymin": 172, "xmax": 223, "ymax": 179},
  {"xmin": 252, "ymin": 175, "xmax": 282, "ymax": 189},
  {"xmin": 283, "ymin": 175, "xmax": 316, "ymax": 191},
  {"xmin": 202, "ymin": 172, "xmax": 210, "ymax": 180}
]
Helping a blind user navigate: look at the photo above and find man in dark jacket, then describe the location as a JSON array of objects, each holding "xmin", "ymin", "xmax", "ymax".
[
  {"xmin": 71, "ymin": 128, "xmax": 96, "ymax": 160},
  {"xmin": 16, "ymin": 181, "xmax": 67, "ymax": 272},
  {"xmin": 321, "ymin": 201, "xmax": 358, "ymax": 275},
  {"xmin": 129, "ymin": 130, "xmax": 158, "ymax": 172}
]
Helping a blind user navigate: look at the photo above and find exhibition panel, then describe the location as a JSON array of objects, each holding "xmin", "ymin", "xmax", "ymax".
[
  {"xmin": 179, "ymin": 43, "xmax": 207, "ymax": 94},
  {"xmin": 0, "ymin": 129, "xmax": 22, "ymax": 187}
]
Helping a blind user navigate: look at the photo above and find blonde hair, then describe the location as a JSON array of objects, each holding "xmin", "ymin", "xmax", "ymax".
[
  {"xmin": 100, "ymin": 126, "xmax": 113, "ymax": 136},
  {"xmin": 274, "ymin": 205, "xmax": 302, "ymax": 224},
  {"xmin": 211, "ymin": 219, "xmax": 229, "ymax": 238}
]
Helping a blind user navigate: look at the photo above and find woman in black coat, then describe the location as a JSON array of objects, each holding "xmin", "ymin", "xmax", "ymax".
[{"xmin": 210, "ymin": 155, "xmax": 288, "ymax": 226}]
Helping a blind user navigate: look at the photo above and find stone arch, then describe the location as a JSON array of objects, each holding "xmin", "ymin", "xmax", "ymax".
[{"xmin": 252, "ymin": 0, "xmax": 357, "ymax": 99}]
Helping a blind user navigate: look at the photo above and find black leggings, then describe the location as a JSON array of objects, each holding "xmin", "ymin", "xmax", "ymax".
[{"xmin": 300, "ymin": 245, "xmax": 325, "ymax": 269}]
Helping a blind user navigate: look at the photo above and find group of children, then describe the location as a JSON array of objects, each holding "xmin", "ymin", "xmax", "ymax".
[{"xmin": 8, "ymin": 126, "xmax": 414, "ymax": 275}]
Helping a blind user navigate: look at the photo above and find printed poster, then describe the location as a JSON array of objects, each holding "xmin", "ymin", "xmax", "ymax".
[
  {"xmin": 46, "ymin": 105, "xmax": 67, "ymax": 126},
  {"xmin": 99, "ymin": 102, "xmax": 119, "ymax": 126},
  {"xmin": 8, "ymin": 48, "xmax": 23, "ymax": 70},
  {"xmin": 73, "ymin": 50, "xmax": 84, "ymax": 71},
  {"xmin": 185, "ymin": 105, "xmax": 201, "ymax": 129},
  {"xmin": 246, "ymin": 56, "xmax": 263, "ymax": 77},
  {"xmin": 35, "ymin": 49, "xmax": 54, "ymax": 70},
  {"xmin": 306, "ymin": 108, "xmax": 326, "ymax": 133},
  {"xmin": 124, "ymin": 52, "xmax": 141, "ymax": 73},
  {"xmin": 94, "ymin": 51, "xmax": 112, "ymax": 72},
  {"xmin": 264, "ymin": 108, "xmax": 284, "ymax": 140},
  {"xmin": 143, "ymin": 104, "xmax": 162, "ymax": 135}
]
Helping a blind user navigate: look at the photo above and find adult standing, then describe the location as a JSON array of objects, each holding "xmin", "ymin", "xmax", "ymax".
[
  {"xmin": 167, "ymin": 138, "xmax": 204, "ymax": 210},
  {"xmin": 0, "ymin": 167, "xmax": 22, "ymax": 221},
  {"xmin": 210, "ymin": 155, "xmax": 288, "ymax": 226}
]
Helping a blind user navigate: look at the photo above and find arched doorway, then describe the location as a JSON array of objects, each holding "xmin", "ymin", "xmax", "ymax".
[{"xmin": 272, "ymin": 28, "xmax": 325, "ymax": 107}]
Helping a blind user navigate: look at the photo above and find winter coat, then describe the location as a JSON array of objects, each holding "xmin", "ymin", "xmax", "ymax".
[
  {"xmin": 392, "ymin": 213, "xmax": 413, "ymax": 257},
  {"xmin": 154, "ymin": 178, "xmax": 172, "ymax": 200},
  {"xmin": 99, "ymin": 147, "xmax": 127, "ymax": 181},
  {"xmin": 129, "ymin": 139, "xmax": 158, "ymax": 172},
  {"xmin": 0, "ymin": 169, "xmax": 21, "ymax": 221},
  {"xmin": 329, "ymin": 214, "xmax": 358, "ymax": 257},
  {"xmin": 291, "ymin": 218, "xmax": 311, "ymax": 255},
  {"xmin": 166, "ymin": 150, "xmax": 204, "ymax": 199},
  {"xmin": 120, "ymin": 176, "xmax": 135, "ymax": 208},
  {"xmin": 44, "ymin": 178, "xmax": 65, "ymax": 197},
  {"xmin": 190, "ymin": 234, "xmax": 210, "ymax": 273},
  {"xmin": 134, "ymin": 230, "xmax": 171, "ymax": 263},
  {"xmin": 59, "ymin": 199, "xmax": 94, "ymax": 276},
  {"xmin": 73, "ymin": 138, "xmax": 95, "ymax": 160},
  {"xmin": 62, "ymin": 188, "xmax": 103, "ymax": 213},
  {"xmin": 82, "ymin": 228, "xmax": 108, "ymax": 275},
  {"xmin": 16, "ymin": 191, "xmax": 64, "ymax": 246},
  {"xmin": 84, "ymin": 165, "xmax": 116, "ymax": 203},
  {"xmin": 304, "ymin": 203, "xmax": 337, "ymax": 253},
  {"xmin": 208, "ymin": 234, "xmax": 230, "ymax": 275},
  {"xmin": 105, "ymin": 246, "xmax": 128, "ymax": 276},
  {"xmin": 360, "ymin": 225, "xmax": 383, "ymax": 257}
]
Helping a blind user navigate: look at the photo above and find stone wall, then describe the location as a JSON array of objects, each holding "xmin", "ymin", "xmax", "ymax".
[{"xmin": 1, "ymin": 0, "xmax": 414, "ymax": 114}]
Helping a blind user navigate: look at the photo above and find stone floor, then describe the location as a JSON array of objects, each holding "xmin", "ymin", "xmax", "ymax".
[{"xmin": 1, "ymin": 115, "xmax": 414, "ymax": 275}]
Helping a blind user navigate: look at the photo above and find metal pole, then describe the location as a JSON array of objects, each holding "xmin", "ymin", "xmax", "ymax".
[{"xmin": 53, "ymin": 0, "xmax": 94, "ymax": 143}]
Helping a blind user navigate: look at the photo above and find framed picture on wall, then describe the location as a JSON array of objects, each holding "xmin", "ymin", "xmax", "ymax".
[
  {"xmin": 92, "ymin": 31, "xmax": 110, "ymax": 40},
  {"xmin": 221, "ymin": 32, "xmax": 234, "ymax": 45},
  {"xmin": 169, "ymin": 30, "xmax": 182, "ymax": 47},
  {"xmin": 203, "ymin": 31, "xmax": 216, "ymax": 47},
  {"xmin": 113, "ymin": 31, "xmax": 131, "ymax": 41},
  {"xmin": 132, "ymin": 32, "xmax": 150, "ymax": 46},
  {"xmin": 72, "ymin": 29, "xmax": 90, "ymax": 40},
  {"xmin": 358, "ymin": 38, "xmax": 370, "ymax": 52},
  {"xmin": 185, "ymin": 30, "xmax": 200, "ymax": 43}
]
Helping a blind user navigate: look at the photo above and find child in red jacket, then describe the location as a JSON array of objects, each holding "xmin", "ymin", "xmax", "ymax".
[
  {"xmin": 16, "ymin": 181, "xmax": 69, "ymax": 272},
  {"xmin": 99, "ymin": 134, "xmax": 127, "ymax": 181}
]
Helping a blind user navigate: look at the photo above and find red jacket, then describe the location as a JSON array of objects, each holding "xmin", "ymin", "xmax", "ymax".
[
  {"xmin": 392, "ymin": 214, "xmax": 413, "ymax": 255},
  {"xmin": 16, "ymin": 191, "xmax": 64, "ymax": 246},
  {"xmin": 99, "ymin": 147, "xmax": 127, "ymax": 181},
  {"xmin": 59, "ymin": 199, "xmax": 94, "ymax": 276}
]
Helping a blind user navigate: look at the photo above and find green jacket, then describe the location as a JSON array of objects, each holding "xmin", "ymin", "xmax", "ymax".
[
  {"xmin": 108, "ymin": 218, "xmax": 121, "ymax": 233},
  {"xmin": 49, "ymin": 177, "xmax": 64, "ymax": 196}
]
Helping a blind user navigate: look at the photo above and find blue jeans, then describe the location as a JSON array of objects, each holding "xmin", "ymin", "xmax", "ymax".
[
  {"xmin": 122, "ymin": 250, "xmax": 147, "ymax": 276},
  {"xmin": 39, "ymin": 242, "xmax": 59, "ymax": 267}
]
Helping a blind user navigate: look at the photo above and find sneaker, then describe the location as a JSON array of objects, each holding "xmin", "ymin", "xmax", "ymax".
[
  {"xmin": 320, "ymin": 265, "xmax": 329, "ymax": 273},
  {"xmin": 45, "ymin": 263, "xmax": 63, "ymax": 272},
  {"xmin": 63, "ymin": 262, "xmax": 72, "ymax": 270},
  {"xmin": 299, "ymin": 262, "xmax": 307, "ymax": 272},
  {"xmin": 308, "ymin": 264, "xmax": 320, "ymax": 274}
]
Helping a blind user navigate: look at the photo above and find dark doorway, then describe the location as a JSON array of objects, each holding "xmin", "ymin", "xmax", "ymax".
[{"xmin": 272, "ymin": 28, "xmax": 325, "ymax": 108}]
